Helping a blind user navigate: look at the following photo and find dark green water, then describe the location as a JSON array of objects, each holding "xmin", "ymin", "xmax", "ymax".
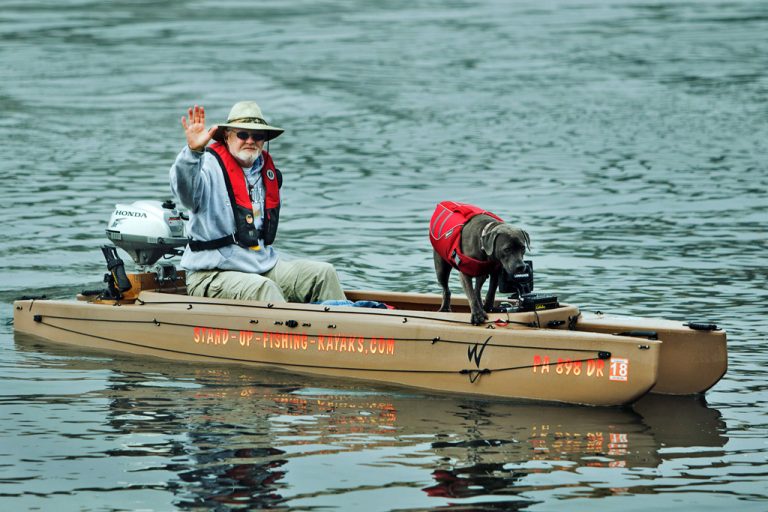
[{"xmin": 1, "ymin": 0, "xmax": 766, "ymax": 510}]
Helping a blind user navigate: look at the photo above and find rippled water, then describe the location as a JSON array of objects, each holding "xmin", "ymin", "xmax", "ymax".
[{"xmin": 1, "ymin": 0, "xmax": 766, "ymax": 510}]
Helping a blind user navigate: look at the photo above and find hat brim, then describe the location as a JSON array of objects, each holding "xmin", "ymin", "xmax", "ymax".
[{"xmin": 213, "ymin": 122, "xmax": 284, "ymax": 142}]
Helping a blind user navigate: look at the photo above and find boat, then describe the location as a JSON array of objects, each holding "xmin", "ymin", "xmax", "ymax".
[{"xmin": 12, "ymin": 200, "xmax": 727, "ymax": 406}]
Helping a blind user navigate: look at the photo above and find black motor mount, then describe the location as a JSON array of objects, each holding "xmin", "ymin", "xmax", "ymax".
[{"xmin": 100, "ymin": 245, "xmax": 132, "ymax": 299}]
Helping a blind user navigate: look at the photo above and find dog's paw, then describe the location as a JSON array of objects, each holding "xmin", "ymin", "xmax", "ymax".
[{"xmin": 470, "ymin": 310, "xmax": 488, "ymax": 325}]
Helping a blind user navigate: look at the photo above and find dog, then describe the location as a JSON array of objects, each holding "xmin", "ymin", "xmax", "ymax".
[{"xmin": 430, "ymin": 201, "xmax": 530, "ymax": 325}]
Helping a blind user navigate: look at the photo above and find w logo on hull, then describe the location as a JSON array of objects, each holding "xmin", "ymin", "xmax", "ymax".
[{"xmin": 467, "ymin": 336, "xmax": 492, "ymax": 367}]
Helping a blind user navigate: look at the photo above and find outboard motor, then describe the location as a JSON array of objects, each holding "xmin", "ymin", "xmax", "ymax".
[
  {"xmin": 105, "ymin": 199, "xmax": 187, "ymax": 270},
  {"xmin": 82, "ymin": 200, "xmax": 188, "ymax": 300},
  {"xmin": 87, "ymin": 199, "xmax": 188, "ymax": 300}
]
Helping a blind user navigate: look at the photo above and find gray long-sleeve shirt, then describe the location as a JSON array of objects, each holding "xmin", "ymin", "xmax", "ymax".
[{"xmin": 169, "ymin": 145, "xmax": 279, "ymax": 274}]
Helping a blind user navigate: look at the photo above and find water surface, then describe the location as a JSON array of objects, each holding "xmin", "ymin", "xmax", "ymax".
[{"xmin": 1, "ymin": 0, "xmax": 766, "ymax": 510}]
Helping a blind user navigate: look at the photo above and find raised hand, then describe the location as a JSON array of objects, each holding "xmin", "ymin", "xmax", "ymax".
[{"xmin": 181, "ymin": 105, "xmax": 218, "ymax": 152}]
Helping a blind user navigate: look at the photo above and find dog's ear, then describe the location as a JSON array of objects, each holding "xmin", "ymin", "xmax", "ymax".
[
  {"xmin": 482, "ymin": 226, "xmax": 501, "ymax": 257},
  {"xmin": 522, "ymin": 229, "xmax": 531, "ymax": 251}
]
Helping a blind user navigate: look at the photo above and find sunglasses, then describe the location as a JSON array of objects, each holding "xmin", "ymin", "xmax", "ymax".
[{"xmin": 233, "ymin": 131, "xmax": 267, "ymax": 141}]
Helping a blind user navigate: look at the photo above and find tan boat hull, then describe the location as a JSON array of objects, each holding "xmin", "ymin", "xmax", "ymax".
[
  {"xmin": 346, "ymin": 290, "xmax": 727, "ymax": 394},
  {"xmin": 573, "ymin": 311, "xmax": 727, "ymax": 395},
  {"xmin": 13, "ymin": 291, "xmax": 660, "ymax": 406}
]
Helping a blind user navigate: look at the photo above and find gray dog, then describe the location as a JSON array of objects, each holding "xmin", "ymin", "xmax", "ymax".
[{"xmin": 430, "ymin": 202, "xmax": 530, "ymax": 325}]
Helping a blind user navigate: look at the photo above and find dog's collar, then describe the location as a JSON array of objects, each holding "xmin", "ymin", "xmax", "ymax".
[{"xmin": 480, "ymin": 221, "xmax": 499, "ymax": 254}]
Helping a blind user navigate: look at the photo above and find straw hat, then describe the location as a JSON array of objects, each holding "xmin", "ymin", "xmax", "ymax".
[{"xmin": 212, "ymin": 101, "xmax": 284, "ymax": 142}]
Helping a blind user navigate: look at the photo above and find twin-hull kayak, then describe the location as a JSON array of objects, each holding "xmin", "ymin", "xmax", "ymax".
[{"xmin": 12, "ymin": 277, "xmax": 726, "ymax": 406}]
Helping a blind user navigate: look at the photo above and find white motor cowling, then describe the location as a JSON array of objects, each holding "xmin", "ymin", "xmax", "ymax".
[{"xmin": 105, "ymin": 200, "xmax": 187, "ymax": 267}]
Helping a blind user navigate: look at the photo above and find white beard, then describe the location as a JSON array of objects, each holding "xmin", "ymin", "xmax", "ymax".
[{"xmin": 233, "ymin": 147, "xmax": 262, "ymax": 167}]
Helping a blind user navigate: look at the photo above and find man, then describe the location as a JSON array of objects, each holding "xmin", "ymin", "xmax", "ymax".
[{"xmin": 170, "ymin": 101, "xmax": 346, "ymax": 303}]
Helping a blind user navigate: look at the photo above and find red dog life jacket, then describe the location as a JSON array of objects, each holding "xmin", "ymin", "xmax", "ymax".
[{"xmin": 429, "ymin": 201, "xmax": 503, "ymax": 277}]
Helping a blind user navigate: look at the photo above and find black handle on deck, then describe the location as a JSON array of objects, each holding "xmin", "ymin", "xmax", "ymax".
[
  {"xmin": 685, "ymin": 322, "xmax": 721, "ymax": 331},
  {"xmin": 617, "ymin": 330, "xmax": 658, "ymax": 340}
]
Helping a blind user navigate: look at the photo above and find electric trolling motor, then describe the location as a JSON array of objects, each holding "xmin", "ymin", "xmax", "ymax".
[
  {"xmin": 498, "ymin": 260, "xmax": 559, "ymax": 312},
  {"xmin": 499, "ymin": 259, "xmax": 534, "ymax": 296}
]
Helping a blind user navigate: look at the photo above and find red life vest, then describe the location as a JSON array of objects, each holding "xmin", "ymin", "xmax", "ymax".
[
  {"xmin": 429, "ymin": 201, "xmax": 503, "ymax": 277},
  {"xmin": 189, "ymin": 143, "xmax": 281, "ymax": 251}
]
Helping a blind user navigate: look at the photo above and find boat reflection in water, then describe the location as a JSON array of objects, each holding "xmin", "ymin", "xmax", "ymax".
[
  {"xmin": 419, "ymin": 393, "xmax": 726, "ymax": 501},
  {"xmin": 14, "ymin": 333, "xmax": 727, "ymax": 509}
]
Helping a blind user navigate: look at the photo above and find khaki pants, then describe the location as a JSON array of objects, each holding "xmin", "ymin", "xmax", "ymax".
[{"xmin": 186, "ymin": 259, "xmax": 345, "ymax": 303}]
